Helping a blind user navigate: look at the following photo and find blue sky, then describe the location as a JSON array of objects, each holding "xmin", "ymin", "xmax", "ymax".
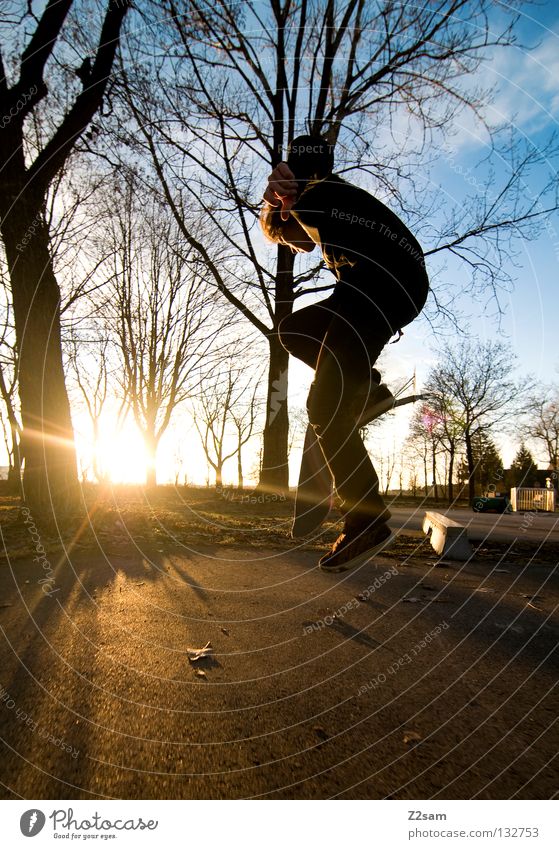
[
  {"xmin": 287, "ymin": 2, "xmax": 559, "ymax": 478},
  {"xmin": 377, "ymin": 1, "xmax": 559, "ymax": 386},
  {"xmin": 427, "ymin": 1, "xmax": 559, "ymax": 383},
  {"xmin": 489, "ymin": 1, "xmax": 559, "ymax": 383}
]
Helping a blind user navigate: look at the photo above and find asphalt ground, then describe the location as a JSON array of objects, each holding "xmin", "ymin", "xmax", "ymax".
[{"xmin": 0, "ymin": 517, "xmax": 558, "ymax": 799}]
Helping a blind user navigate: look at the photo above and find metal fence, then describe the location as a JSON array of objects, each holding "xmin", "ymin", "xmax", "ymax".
[{"xmin": 510, "ymin": 487, "xmax": 556, "ymax": 512}]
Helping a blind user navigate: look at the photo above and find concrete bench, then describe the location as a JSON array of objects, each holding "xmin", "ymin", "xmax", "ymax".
[{"xmin": 422, "ymin": 511, "xmax": 473, "ymax": 561}]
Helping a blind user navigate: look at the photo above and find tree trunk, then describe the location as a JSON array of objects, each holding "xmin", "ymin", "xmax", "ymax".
[
  {"xmin": 7, "ymin": 456, "xmax": 22, "ymax": 495},
  {"xmin": 465, "ymin": 430, "xmax": 476, "ymax": 502},
  {"xmin": 447, "ymin": 444, "xmax": 455, "ymax": 504},
  {"xmin": 0, "ymin": 373, "xmax": 22, "ymax": 496},
  {"xmin": 258, "ymin": 246, "xmax": 294, "ymax": 495},
  {"xmin": 432, "ymin": 442, "xmax": 438, "ymax": 500},
  {"xmin": 1, "ymin": 196, "xmax": 78, "ymax": 520},
  {"xmin": 145, "ymin": 432, "xmax": 158, "ymax": 488},
  {"xmin": 7, "ymin": 416, "xmax": 22, "ymax": 494},
  {"xmin": 237, "ymin": 442, "xmax": 244, "ymax": 491},
  {"xmin": 92, "ymin": 418, "xmax": 106, "ymax": 484},
  {"xmin": 259, "ymin": 333, "xmax": 291, "ymax": 494}
]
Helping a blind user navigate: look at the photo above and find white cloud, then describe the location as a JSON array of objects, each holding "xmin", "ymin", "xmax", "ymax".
[{"xmin": 482, "ymin": 31, "xmax": 559, "ymax": 132}]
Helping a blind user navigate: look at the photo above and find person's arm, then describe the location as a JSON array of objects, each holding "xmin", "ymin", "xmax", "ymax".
[{"xmin": 262, "ymin": 162, "xmax": 298, "ymax": 221}]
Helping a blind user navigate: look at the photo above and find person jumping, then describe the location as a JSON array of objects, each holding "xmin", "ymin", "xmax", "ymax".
[{"xmin": 261, "ymin": 135, "xmax": 429, "ymax": 573}]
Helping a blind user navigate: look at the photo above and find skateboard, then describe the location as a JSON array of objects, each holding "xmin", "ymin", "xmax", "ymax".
[{"xmin": 291, "ymin": 392, "xmax": 431, "ymax": 538}]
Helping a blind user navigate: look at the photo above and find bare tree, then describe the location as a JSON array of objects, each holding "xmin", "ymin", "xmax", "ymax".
[
  {"xmin": 416, "ymin": 389, "xmax": 464, "ymax": 504},
  {"xmin": 66, "ymin": 328, "xmax": 113, "ymax": 484},
  {"xmin": 194, "ymin": 361, "xmax": 261, "ymax": 489},
  {"xmin": 0, "ymin": 0, "xmax": 130, "ymax": 519},
  {"xmin": 427, "ymin": 339, "xmax": 525, "ymax": 501},
  {"xmin": 407, "ymin": 465, "xmax": 419, "ymax": 498},
  {"xmin": 0, "ymin": 312, "xmax": 22, "ymax": 492},
  {"xmin": 104, "ymin": 182, "xmax": 224, "ymax": 486},
  {"xmin": 0, "ymin": 258, "xmax": 22, "ymax": 490},
  {"xmin": 109, "ymin": 0, "xmax": 557, "ymax": 497},
  {"xmin": 230, "ymin": 385, "xmax": 260, "ymax": 490},
  {"xmin": 380, "ymin": 438, "xmax": 399, "ymax": 496},
  {"xmin": 407, "ymin": 405, "xmax": 445, "ymax": 499},
  {"xmin": 523, "ymin": 390, "xmax": 559, "ymax": 472}
]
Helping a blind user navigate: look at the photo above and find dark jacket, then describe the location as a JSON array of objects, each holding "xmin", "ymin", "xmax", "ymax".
[{"xmin": 291, "ymin": 175, "xmax": 429, "ymax": 328}]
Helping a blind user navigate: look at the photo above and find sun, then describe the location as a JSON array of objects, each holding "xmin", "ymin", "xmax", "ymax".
[
  {"xmin": 93, "ymin": 418, "xmax": 148, "ymax": 484},
  {"xmin": 74, "ymin": 409, "xmax": 253, "ymax": 487}
]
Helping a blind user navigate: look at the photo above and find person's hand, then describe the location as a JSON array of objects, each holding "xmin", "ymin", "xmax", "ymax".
[{"xmin": 263, "ymin": 162, "xmax": 297, "ymax": 221}]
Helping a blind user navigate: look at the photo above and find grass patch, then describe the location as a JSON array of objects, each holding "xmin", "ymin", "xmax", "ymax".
[{"xmin": 0, "ymin": 485, "xmax": 557, "ymax": 566}]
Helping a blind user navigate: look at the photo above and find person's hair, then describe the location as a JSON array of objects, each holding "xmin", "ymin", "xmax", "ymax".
[
  {"xmin": 261, "ymin": 134, "xmax": 334, "ymax": 243},
  {"xmin": 260, "ymin": 203, "xmax": 288, "ymax": 243}
]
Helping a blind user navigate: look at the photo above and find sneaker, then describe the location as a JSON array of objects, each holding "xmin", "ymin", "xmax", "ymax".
[
  {"xmin": 355, "ymin": 384, "xmax": 396, "ymax": 428},
  {"xmin": 319, "ymin": 522, "xmax": 395, "ymax": 573}
]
